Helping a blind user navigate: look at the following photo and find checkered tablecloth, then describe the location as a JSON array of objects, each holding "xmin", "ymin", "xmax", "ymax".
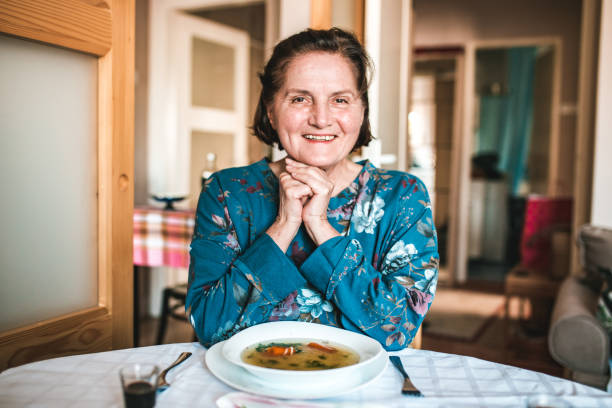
[
  {"xmin": 1, "ymin": 343, "xmax": 611, "ymax": 407},
  {"xmin": 133, "ymin": 207, "xmax": 195, "ymax": 268}
]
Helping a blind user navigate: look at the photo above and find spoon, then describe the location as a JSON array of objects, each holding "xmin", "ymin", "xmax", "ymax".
[
  {"xmin": 389, "ymin": 355, "xmax": 423, "ymax": 397},
  {"xmin": 157, "ymin": 352, "xmax": 192, "ymax": 392}
]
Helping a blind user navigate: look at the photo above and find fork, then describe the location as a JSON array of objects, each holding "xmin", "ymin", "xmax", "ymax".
[
  {"xmin": 389, "ymin": 355, "xmax": 423, "ymax": 397},
  {"xmin": 157, "ymin": 352, "xmax": 192, "ymax": 392}
]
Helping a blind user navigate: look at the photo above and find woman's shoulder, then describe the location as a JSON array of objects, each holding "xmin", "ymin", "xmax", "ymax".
[
  {"xmin": 210, "ymin": 158, "xmax": 271, "ymax": 184},
  {"xmin": 362, "ymin": 161, "xmax": 430, "ymax": 196},
  {"xmin": 205, "ymin": 158, "xmax": 276, "ymax": 201}
]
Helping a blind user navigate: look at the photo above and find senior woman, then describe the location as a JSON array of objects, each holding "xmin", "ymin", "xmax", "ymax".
[{"xmin": 186, "ymin": 27, "xmax": 438, "ymax": 350}]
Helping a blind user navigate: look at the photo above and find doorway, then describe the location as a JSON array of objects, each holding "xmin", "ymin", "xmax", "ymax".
[{"xmin": 464, "ymin": 42, "xmax": 560, "ymax": 284}]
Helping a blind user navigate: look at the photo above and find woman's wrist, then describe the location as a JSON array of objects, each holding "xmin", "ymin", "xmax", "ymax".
[
  {"xmin": 266, "ymin": 218, "xmax": 301, "ymax": 252},
  {"xmin": 303, "ymin": 217, "xmax": 339, "ymax": 246}
]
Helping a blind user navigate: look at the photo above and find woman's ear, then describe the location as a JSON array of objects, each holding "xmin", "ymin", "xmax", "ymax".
[{"xmin": 266, "ymin": 107, "xmax": 276, "ymax": 129}]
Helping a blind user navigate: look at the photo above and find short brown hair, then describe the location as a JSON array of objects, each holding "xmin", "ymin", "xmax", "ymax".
[{"xmin": 251, "ymin": 27, "xmax": 374, "ymax": 151}]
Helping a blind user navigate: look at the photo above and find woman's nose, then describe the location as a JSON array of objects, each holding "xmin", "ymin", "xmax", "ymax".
[{"xmin": 309, "ymin": 103, "xmax": 331, "ymax": 128}]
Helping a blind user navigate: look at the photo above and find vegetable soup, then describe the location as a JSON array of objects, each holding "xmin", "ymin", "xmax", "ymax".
[{"xmin": 240, "ymin": 338, "xmax": 360, "ymax": 370}]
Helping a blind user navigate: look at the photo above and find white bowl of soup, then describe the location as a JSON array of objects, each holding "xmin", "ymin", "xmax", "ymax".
[{"xmin": 221, "ymin": 321, "xmax": 384, "ymax": 384}]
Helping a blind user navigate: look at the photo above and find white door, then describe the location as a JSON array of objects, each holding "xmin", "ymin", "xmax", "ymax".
[{"xmin": 169, "ymin": 12, "xmax": 250, "ymax": 206}]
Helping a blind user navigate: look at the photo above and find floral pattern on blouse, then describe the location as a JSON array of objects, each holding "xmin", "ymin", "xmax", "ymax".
[{"xmin": 186, "ymin": 159, "xmax": 439, "ymax": 350}]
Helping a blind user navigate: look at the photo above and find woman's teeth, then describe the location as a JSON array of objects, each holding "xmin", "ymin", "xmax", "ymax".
[{"xmin": 303, "ymin": 134, "xmax": 335, "ymax": 141}]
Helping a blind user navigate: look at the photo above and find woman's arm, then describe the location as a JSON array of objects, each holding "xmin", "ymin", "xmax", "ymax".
[
  {"xmin": 300, "ymin": 176, "xmax": 438, "ymax": 350},
  {"xmin": 186, "ymin": 174, "xmax": 307, "ymax": 346}
]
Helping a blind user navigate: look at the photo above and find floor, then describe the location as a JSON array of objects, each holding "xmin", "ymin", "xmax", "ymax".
[
  {"xmin": 427, "ymin": 259, "xmax": 562, "ymax": 376},
  {"xmin": 139, "ymin": 273, "xmax": 564, "ymax": 380},
  {"xmin": 423, "ymin": 280, "xmax": 564, "ymax": 378},
  {"xmin": 467, "ymin": 258, "xmax": 511, "ymax": 283}
]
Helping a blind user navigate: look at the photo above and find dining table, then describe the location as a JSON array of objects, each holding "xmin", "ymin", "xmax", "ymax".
[{"xmin": 1, "ymin": 341, "xmax": 611, "ymax": 408}]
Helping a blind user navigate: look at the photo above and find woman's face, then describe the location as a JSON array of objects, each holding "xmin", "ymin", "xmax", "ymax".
[{"xmin": 267, "ymin": 52, "xmax": 365, "ymax": 170}]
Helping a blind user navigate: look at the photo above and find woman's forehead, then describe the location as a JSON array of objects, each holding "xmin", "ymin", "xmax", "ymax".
[{"xmin": 281, "ymin": 52, "xmax": 359, "ymax": 90}]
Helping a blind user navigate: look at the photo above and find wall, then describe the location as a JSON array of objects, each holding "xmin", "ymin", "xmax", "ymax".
[
  {"xmin": 279, "ymin": 0, "xmax": 309, "ymax": 38},
  {"xmin": 413, "ymin": 0, "xmax": 582, "ymax": 196},
  {"xmin": 591, "ymin": 0, "xmax": 612, "ymax": 228},
  {"xmin": 363, "ymin": 0, "xmax": 411, "ymax": 169}
]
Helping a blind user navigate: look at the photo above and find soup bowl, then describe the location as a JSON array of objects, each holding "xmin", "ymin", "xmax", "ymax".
[{"xmin": 221, "ymin": 321, "xmax": 385, "ymax": 385}]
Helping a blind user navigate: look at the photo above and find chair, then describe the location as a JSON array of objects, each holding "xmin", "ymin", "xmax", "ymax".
[
  {"xmin": 503, "ymin": 196, "xmax": 572, "ymax": 349},
  {"xmin": 548, "ymin": 224, "xmax": 612, "ymax": 389},
  {"xmin": 156, "ymin": 283, "xmax": 197, "ymax": 344}
]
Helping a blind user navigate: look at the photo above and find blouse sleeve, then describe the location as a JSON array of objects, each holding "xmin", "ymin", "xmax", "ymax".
[
  {"xmin": 186, "ymin": 174, "xmax": 307, "ymax": 346},
  {"xmin": 299, "ymin": 177, "xmax": 438, "ymax": 350}
]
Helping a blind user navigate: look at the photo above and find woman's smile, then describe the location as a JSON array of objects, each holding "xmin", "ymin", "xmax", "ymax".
[{"xmin": 303, "ymin": 134, "xmax": 336, "ymax": 142}]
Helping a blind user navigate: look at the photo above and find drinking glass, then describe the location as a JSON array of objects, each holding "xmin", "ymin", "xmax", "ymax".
[{"xmin": 119, "ymin": 363, "xmax": 159, "ymax": 408}]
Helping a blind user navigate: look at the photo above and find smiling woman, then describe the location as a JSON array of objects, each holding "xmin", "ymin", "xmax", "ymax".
[{"xmin": 186, "ymin": 27, "xmax": 439, "ymax": 351}]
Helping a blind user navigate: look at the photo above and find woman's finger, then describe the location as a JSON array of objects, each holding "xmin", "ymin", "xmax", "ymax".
[
  {"xmin": 279, "ymin": 172, "xmax": 313, "ymax": 199},
  {"xmin": 287, "ymin": 167, "xmax": 333, "ymax": 196},
  {"xmin": 284, "ymin": 157, "xmax": 308, "ymax": 168}
]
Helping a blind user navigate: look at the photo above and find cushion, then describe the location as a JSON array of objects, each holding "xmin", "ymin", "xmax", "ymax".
[{"xmin": 520, "ymin": 196, "xmax": 572, "ymax": 272}]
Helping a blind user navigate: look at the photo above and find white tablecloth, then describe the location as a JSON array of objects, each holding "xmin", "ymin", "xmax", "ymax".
[{"xmin": 1, "ymin": 342, "xmax": 611, "ymax": 407}]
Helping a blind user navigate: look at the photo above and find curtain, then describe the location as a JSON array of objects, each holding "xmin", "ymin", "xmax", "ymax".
[{"xmin": 476, "ymin": 47, "xmax": 537, "ymax": 195}]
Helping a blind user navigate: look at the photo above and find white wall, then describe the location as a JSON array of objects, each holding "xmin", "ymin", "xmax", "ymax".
[
  {"xmin": 377, "ymin": 1, "xmax": 402, "ymax": 164},
  {"xmin": 591, "ymin": 0, "xmax": 612, "ymax": 228},
  {"xmin": 363, "ymin": 0, "xmax": 411, "ymax": 169},
  {"xmin": 278, "ymin": 0, "xmax": 309, "ymax": 38},
  {"xmin": 270, "ymin": 0, "xmax": 310, "ymax": 161}
]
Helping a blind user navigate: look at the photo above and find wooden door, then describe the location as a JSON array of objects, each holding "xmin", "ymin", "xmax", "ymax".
[
  {"xmin": 0, "ymin": 0, "xmax": 134, "ymax": 370},
  {"xmin": 169, "ymin": 11, "xmax": 250, "ymax": 207}
]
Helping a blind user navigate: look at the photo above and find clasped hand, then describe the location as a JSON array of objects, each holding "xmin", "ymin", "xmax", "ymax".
[{"xmin": 268, "ymin": 158, "xmax": 340, "ymax": 251}]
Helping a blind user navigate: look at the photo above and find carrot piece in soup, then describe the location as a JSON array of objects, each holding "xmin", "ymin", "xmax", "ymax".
[
  {"xmin": 307, "ymin": 342, "xmax": 337, "ymax": 353},
  {"xmin": 264, "ymin": 346, "xmax": 295, "ymax": 356}
]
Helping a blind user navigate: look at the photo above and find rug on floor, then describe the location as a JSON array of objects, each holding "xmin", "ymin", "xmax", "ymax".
[{"xmin": 423, "ymin": 288, "xmax": 505, "ymax": 342}]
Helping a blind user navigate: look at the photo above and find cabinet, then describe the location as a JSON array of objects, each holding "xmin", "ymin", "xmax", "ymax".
[{"xmin": 468, "ymin": 179, "xmax": 508, "ymax": 261}]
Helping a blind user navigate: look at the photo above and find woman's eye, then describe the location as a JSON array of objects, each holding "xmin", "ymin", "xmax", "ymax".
[
  {"xmin": 334, "ymin": 97, "xmax": 349, "ymax": 104},
  {"xmin": 291, "ymin": 96, "xmax": 306, "ymax": 103}
]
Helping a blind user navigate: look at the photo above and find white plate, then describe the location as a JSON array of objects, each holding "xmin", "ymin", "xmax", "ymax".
[
  {"xmin": 206, "ymin": 340, "xmax": 388, "ymax": 399},
  {"xmin": 221, "ymin": 321, "xmax": 383, "ymax": 385}
]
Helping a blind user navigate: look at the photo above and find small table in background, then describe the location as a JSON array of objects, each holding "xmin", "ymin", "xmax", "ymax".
[
  {"xmin": 504, "ymin": 265, "xmax": 561, "ymax": 354},
  {"xmin": 133, "ymin": 206, "xmax": 195, "ymax": 345}
]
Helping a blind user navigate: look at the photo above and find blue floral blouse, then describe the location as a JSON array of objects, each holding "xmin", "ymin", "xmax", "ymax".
[{"xmin": 186, "ymin": 158, "xmax": 438, "ymax": 350}]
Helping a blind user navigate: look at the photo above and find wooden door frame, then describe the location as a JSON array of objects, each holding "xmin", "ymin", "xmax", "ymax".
[
  {"xmin": 0, "ymin": 0, "xmax": 134, "ymax": 369},
  {"xmin": 411, "ymin": 50, "xmax": 465, "ymax": 287},
  {"xmin": 455, "ymin": 37, "xmax": 562, "ymax": 283},
  {"xmin": 572, "ymin": 0, "xmax": 601, "ymax": 275}
]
